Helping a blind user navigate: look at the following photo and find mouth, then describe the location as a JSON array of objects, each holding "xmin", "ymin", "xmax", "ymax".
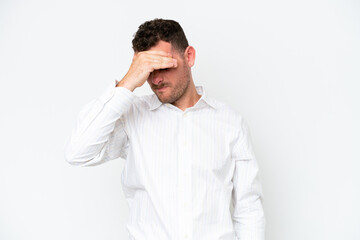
[{"xmin": 155, "ymin": 86, "xmax": 168, "ymax": 92}]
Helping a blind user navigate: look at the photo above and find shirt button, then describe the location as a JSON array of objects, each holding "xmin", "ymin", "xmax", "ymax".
[
  {"xmin": 183, "ymin": 113, "xmax": 188, "ymax": 117},
  {"xmin": 184, "ymin": 234, "xmax": 188, "ymax": 239}
]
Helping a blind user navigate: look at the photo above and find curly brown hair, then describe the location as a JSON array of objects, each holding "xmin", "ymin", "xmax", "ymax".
[{"xmin": 132, "ymin": 18, "xmax": 189, "ymax": 54}]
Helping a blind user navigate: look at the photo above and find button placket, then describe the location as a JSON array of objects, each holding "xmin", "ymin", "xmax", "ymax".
[{"xmin": 178, "ymin": 111, "xmax": 193, "ymax": 240}]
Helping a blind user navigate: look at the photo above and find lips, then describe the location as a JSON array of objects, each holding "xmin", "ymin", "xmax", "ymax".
[{"xmin": 156, "ymin": 86, "xmax": 168, "ymax": 91}]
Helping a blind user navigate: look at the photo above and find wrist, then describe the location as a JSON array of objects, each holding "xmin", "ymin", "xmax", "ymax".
[{"xmin": 116, "ymin": 79, "xmax": 136, "ymax": 92}]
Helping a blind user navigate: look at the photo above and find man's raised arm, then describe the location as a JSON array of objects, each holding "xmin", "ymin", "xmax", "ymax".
[
  {"xmin": 64, "ymin": 50, "xmax": 177, "ymax": 167},
  {"xmin": 63, "ymin": 80, "xmax": 136, "ymax": 167}
]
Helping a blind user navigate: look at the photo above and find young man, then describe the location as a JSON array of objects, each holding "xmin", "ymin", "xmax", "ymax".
[{"xmin": 64, "ymin": 18, "xmax": 265, "ymax": 240}]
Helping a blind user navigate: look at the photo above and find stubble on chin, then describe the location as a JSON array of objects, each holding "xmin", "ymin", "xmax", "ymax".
[{"xmin": 156, "ymin": 90, "xmax": 173, "ymax": 104}]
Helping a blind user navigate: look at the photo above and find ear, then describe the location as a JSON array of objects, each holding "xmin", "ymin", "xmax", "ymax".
[{"xmin": 184, "ymin": 46, "xmax": 196, "ymax": 67}]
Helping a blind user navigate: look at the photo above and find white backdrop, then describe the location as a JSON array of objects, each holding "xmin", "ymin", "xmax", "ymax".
[{"xmin": 1, "ymin": 0, "xmax": 359, "ymax": 239}]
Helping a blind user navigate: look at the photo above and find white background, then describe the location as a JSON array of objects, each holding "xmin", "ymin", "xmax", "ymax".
[{"xmin": 1, "ymin": 0, "xmax": 359, "ymax": 239}]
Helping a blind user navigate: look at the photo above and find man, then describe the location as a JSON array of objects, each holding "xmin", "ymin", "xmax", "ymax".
[{"xmin": 64, "ymin": 18, "xmax": 265, "ymax": 240}]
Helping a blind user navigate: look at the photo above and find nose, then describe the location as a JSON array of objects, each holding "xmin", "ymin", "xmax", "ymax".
[{"xmin": 150, "ymin": 70, "xmax": 163, "ymax": 85}]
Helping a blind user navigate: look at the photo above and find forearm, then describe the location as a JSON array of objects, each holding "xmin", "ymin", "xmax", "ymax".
[
  {"xmin": 232, "ymin": 158, "xmax": 266, "ymax": 240},
  {"xmin": 64, "ymin": 81, "xmax": 136, "ymax": 166},
  {"xmin": 232, "ymin": 195, "xmax": 265, "ymax": 239}
]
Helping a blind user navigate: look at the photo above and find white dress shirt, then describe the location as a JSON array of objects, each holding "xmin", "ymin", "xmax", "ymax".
[{"xmin": 64, "ymin": 79, "xmax": 266, "ymax": 240}]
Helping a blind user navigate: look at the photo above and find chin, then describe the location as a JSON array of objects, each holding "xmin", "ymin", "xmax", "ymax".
[
  {"xmin": 158, "ymin": 95, "xmax": 174, "ymax": 104},
  {"xmin": 158, "ymin": 97, "xmax": 169, "ymax": 103}
]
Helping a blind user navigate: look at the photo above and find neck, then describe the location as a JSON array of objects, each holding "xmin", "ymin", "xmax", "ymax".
[{"xmin": 172, "ymin": 80, "xmax": 201, "ymax": 111}]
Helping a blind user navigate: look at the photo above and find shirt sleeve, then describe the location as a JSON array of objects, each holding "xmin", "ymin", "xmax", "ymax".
[
  {"xmin": 231, "ymin": 117, "xmax": 266, "ymax": 240},
  {"xmin": 63, "ymin": 79, "xmax": 137, "ymax": 167}
]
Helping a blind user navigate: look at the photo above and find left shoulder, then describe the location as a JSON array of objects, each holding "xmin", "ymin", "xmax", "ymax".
[{"xmin": 210, "ymin": 96, "xmax": 245, "ymax": 120}]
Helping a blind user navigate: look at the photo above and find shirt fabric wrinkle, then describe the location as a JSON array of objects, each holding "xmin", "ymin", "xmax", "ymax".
[{"xmin": 64, "ymin": 79, "xmax": 266, "ymax": 240}]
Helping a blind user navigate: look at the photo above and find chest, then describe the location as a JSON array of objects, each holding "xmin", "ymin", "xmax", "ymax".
[{"xmin": 126, "ymin": 108, "xmax": 237, "ymax": 173}]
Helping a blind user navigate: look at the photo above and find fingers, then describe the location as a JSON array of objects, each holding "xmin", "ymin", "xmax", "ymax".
[
  {"xmin": 144, "ymin": 50, "xmax": 172, "ymax": 57},
  {"xmin": 135, "ymin": 51, "xmax": 177, "ymax": 71},
  {"xmin": 152, "ymin": 59, "xmax": 177, "ymax": 70},
  {"xmin": 131, "ymin": 49, "xmax": 178, "ymax": 78},
  {"xmin": 135, "ymin": 50, "xmax": 172, "ymax": 58},
  {"xmin": 148, "ymin": 55, "xmax": 177, "ymax": 68}
]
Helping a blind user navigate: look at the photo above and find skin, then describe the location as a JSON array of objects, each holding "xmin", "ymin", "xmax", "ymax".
[{"xmin": 117, "ymin": 40, "xmax": 201, "ymax": 111}]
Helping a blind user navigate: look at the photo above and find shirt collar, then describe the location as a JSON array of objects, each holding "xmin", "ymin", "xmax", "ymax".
[{"xmin": 148, "ymin": 85, "xmax": 217, "ymax": 111}]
